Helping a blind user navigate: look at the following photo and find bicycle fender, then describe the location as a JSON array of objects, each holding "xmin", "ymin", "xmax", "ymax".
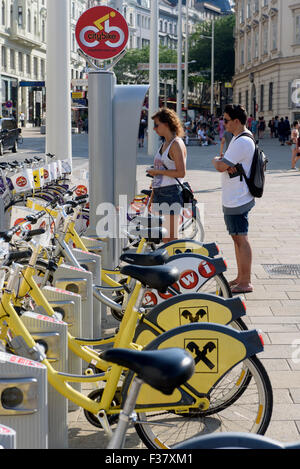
[
  {"xmin": 161, "ymin": 239, "xmax": 219, "ymax": 258},
  {"xmin": 124, "ymin": 323, "xmax": 263, "ymax": 409},
  {"xmin": 135, "ymin": 292, "xmax": 246, "ymax": 347},
  {"xmin": 142, "ymin": 254, "xmax": 227, "ymax": 306}
]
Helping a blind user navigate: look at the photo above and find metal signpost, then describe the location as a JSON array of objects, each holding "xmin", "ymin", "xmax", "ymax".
[{"xmin": 75, "ymin": 6, "xmax": 149, "ymax": 269}]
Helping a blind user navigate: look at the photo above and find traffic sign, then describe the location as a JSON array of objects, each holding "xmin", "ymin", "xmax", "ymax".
[
  {"xmin": 75, "ymin": 6, "xmax": 129, "ymax": 60},
  {"xmin": 5, "ymin": 101, "xmax": 13, "ymax": 109}
]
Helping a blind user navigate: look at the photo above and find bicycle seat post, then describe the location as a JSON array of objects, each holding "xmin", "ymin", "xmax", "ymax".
[{"xmin": 107, "ymin": 376, "xmax": 143, "ymax": 449}]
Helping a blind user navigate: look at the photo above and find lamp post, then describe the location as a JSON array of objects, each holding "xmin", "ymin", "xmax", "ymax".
[
  {"xmin": 148, "ymin": 0, "xmax": 159, "ymax": 156},
  {"xmin": 176, "ymin": 0, "xmax": 183, "ymax": 121},
  {"xmin": 184, "ymin": 0, "xmax": 189, "ymax": 110},
  {"xmin": 199, "ymin": 18, "xmax": 215, "ymax": 116}
]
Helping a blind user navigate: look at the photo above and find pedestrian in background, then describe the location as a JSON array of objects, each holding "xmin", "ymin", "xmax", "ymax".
[
  {"xmin": 251, "ymin": 117, "xmax": 258, "ymax": 138},
  {"xmin": 212, "ymin": 104, "xmax": 255, "ymax": 294},
  {"xmin": 268, "ymin": 118, "xmax": 275, "ymax": 138},
  {"xmin": 274, "ymin": 116, "xmax": 279, "ymax": 137},
  {"xmin": 20, "ymin": 112, "xmax": 25, "ymax": 128},
  {"xmin": 278, "ymin": 117, "xmax": 286, "ymax": 145},
  {"xmin": 218, "ymin": 116, "xmax": 225, "ymax": 141},
  {"xmin": 138, "ymin": 114, "xmax": 147, "ymax": 148},
  {"xmin": 284, "ymin": 116, "xmax": 291, "ymax": 142},
  {"xmin": 291, "ymin": 120, "xmax": 300, "ymax": 170},
  {"xmin": 258, "ymin": 116, "xmax": 266, "ymax": 139},
  {"xmin": 220, "ymin": 130, "xmax": 233, "ymax": 156}
]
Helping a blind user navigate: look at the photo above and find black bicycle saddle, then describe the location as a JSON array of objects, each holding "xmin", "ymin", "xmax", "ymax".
[
  {"xmin": 120, "ymin": 264, "xmax": 179, "ymax": 293},
  {"xmin": 120, "ymin": 249, "xmax": 169, "ymax": 266},
  {"xmin": 101, "ymin": 347, "xmax": 194, "ymax": 395}
]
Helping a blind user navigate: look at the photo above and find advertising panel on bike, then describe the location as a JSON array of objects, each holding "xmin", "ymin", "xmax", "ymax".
[{"xmin": 75, "ymin": 6, "xmax": 129, "ymax": 60}]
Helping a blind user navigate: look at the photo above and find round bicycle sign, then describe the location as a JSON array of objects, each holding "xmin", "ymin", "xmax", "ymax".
[{"xmin": 75, "ymin": 6, "xmax": 129, "ymax": 60}]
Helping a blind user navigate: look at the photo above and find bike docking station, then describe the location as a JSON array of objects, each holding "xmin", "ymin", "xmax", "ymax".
[
  {"xmin": 0, "ymin": 424, "xmax": 16, "ymax": 449},
  {"xmin": 20, "ymin": 311, "xmax": 69, "ymax": 449},
  {"xmin": 75, "ymin": 5, "xmax": 149, "ymax": 328},
  {"xmin": 0, "ymin": 350, "xmax": 48, "ymax": 449},
  {"xmin": 40, "ymin": 286, "xmax": 83, "ymax": 396},
  {"xmin": 52, "ymin": 264, "xmax": 94, "ymax": 340}
]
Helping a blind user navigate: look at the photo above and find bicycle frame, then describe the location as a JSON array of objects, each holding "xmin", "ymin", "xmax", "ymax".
[{"xmin": 0, "ymin": 266, "xmax": 208, "ymax": 427}]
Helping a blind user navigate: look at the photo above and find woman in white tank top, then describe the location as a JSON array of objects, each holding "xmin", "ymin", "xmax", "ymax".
[{"xmin": 146, "ymin": 108, "xmax": 187, "ymax": 242}]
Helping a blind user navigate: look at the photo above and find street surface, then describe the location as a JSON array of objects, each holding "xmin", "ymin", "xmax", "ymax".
[{"xmin": 7, "ymin": 127, "xmax": 300, "ymax": 448}]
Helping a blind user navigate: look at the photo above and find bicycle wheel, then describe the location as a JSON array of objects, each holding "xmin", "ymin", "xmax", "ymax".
[
  {"xmin": 179, "ymin": 215, "xmax": 204, "ymax": 242},
  {"xmin": 198, "ymin": 273, "xmax": 232, "ymax": 299},
  {"xmin": 134, "ymin": 355, "xmax": 273, "ymax": 449},
  {"xmin": 179, "ymin": 205, "xmax": 204, "ymax": 242}
]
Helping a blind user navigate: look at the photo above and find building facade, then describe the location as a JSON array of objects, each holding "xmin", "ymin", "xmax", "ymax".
[
  {"xmin": 233, "ymin": 0, "xmax": 300, "ymax": 122},
  {"xmin": 0, "ymin": 0, "xmax": 87, "ymax": 125}
]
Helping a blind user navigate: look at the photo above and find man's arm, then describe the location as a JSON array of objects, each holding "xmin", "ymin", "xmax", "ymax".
[{"xmin": 212, "ymin": 156, "xmax": 235, "ymax": 173}]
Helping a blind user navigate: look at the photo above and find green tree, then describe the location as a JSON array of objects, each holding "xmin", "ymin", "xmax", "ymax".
[
  {"xmin": 113, "ymin": 45, "xmax": 178, "ymax": 84},
  {"xmin": 189, "ymin": 14, "xmax": 235, "ymax": 83}
]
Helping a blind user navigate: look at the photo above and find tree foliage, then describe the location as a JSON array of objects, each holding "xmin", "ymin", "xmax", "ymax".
[
  {"xmin": 113, "ymin": 46, "xmax": 178, "ymax": 84},
  {"xmin": 189, "ymin": 14, "xmax": 235, "ymax": 83}
]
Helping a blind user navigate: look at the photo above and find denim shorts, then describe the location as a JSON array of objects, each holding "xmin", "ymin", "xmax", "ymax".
[
  {"xmin": 224, "ymin": 210, "xmax": 250, "ymax": 236},
  {"xmin": 152, "ymin": 184, "xmax": 183, "ymax": 215}
]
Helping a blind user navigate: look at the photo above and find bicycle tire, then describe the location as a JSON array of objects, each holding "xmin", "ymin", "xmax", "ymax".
[
  {"xmin": 179, "ymin": 214, "xmax": 204, "ymax": 242},
  {"xmin": 134, "ymin": 355, "xmax": 273, "ymax": 449},
  {"xmin": 198, "ymin": 272, "xmax": 232, "ymax": 299}
]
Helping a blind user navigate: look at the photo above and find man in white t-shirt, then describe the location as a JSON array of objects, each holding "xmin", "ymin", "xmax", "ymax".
[{"xmin": 212, "ymin": 104, "xmax": 255, "ymax": 294}]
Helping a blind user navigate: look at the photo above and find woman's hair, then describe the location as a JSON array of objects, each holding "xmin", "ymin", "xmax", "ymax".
[
  {"xmin": 151, "ymin": 107, "xmax": 185, "ymax": 137},
  {"xmin": 293, "ymin": 120, "xmax": 299, "ymax": 127}
]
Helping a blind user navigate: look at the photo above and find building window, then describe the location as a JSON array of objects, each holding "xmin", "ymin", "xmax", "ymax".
[
  {"xmin": 41, "ymin": 59, "xmax": 45, "ymax": 79},
  {"xmin": 269, "ymin": 82, "xmax": 273, "ymax": 111},
  {"xmin": 272, "ymin": 20, "xmax": 277, "ymax": 50},
  {"xmin": 26, "ymin": 54, "xmax": 31, "ymax": 74},
  {"xmin": 247, "ymin": 35, "xmax": 251, "ymax": 62},
  {"xmin": 254, "ymin": 30, "xmax": 259, "ymax": 58},
  {"xmin": 10, "ymin": 49, "xmax": 15, "ymax": 70},
  {"xmin": 42, "ymin": 20, "xmax": 45, "ymax": 42},
  {"xmin": 27, "ymin": 9, "xmax": 31, "ymax": 33},
  {"xmin": 296, "ymin": 15, "xmax": 300, "ymax": 44},
  {"xmin": 2, "ymin": 1, "xmax": 5, "ymax": 26},
  {"xmin": 246, "ymin": 89, "xmax": 249, "ymax": 111},
  {"xmin": 34, "ymin": 57, "xmax": 38, "ymax": 78},
  {"xmin": 18, "ymin": 52, "xmax": 23, "ymax": 72},
  {"xmin": 239, "ymin": 91, "xmax": 242, "ymax": 104},
  {"xmin": 240, "ymin": 38, "xmax": 245, "ymax": 65},
  {"xmin": 18, "ymin": 6, "xmax": 23, "ymax": 27},
  {"xmin": 260, "ymin": 84, "xmax": 264, "ymax": 111},
  {"xmin": 263, "ymin": 25, "xmax": 268, "ymax": 54},
  {"xmin": 1, "ymin": 45, "xmax": 7, "ymax": 68}
]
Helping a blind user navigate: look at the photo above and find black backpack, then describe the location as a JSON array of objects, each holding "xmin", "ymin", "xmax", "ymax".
[{"xmin": 235, "ymin": 132, "xmax": 268, "ymax": 198}]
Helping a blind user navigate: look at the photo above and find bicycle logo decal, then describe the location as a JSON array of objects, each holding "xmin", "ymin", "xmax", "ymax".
[
  {"xmin": 16, "ymin": 176, "xmax": 28, "ymax": 188},
  {"xmin": 75, "ymin": 6, "xmax": 129, "ymax": 60},
  {"xmin": 185, "ymin": 339, "xmax": 218, "ymax": 373},
  {"xmin": 179, "ymin": 270, "xmax": 199, "ymax": 289},
  {"xmin": 198, "ymin": 260, "xmax": 216, "ymax": 278},
  {"xmin": 180, "ymin": 306, "xmax": 209, "ymax": 324}
]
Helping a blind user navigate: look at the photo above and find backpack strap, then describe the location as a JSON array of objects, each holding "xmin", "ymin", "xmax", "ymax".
[{"xmin": 234, "ymin": 132, "xmax": 256, "ymax": 143}]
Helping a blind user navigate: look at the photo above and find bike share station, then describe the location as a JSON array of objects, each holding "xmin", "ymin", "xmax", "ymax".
[
  {"xmin": 0, "ymin": 4, "xmax": 278, "ymax": 451},
  {"xmin": 0, "ymin": 5, "xmax": 148, "ymax": 449}
]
